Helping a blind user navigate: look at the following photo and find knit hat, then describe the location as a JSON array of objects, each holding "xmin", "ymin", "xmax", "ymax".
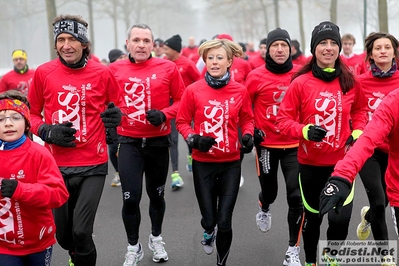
[
  {"xmin": 310, "ymin": 21, "xmax": 341, "ymax": 55},
  {"xmin": 266, "ymin": 28, "xmax": 291, "ymax": 52},
  {"xmin": 53, "ymin": 19, "xmax": 89, "ymax": 43},
  {"xmin": 12, "ymin": 50, "xmax": 27, "ymax": 60},
  {"xmin": 108, "ymin": 49, "xmax": 125, "ymax": 63},
  {"xmin": 260, "ymin": 38, "xmax": 267, "ymax": 46},
  {"xmin": 0, "ymin": 98, "xmax": 31, "ymax": 126},
  {"xmin": 154, "ymin": 38, "xmax": 164, "ymax": 47},
  {"xmin": 238, "ymin": 42, "xmax": 246, "ymax": 52},
  {"xmin": 164, "ymin": 35, "xmax": 182, "ymax": 53},
  {"xmin": 216, "ymin": 34, "xmax": 233, "ymax": 41}
]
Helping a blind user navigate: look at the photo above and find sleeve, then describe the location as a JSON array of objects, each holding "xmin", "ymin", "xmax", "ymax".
[
  {"xmin": 188, "ymin": 62, "xmax": 201, "ymax": 84},
  {"xmin": 27, "ymin": 69, "xmax": 46, "ymax": 135},
  {"xmin": 0, "ymin": 74, "xmax": 7, "ymax": 93},
  {"xmin": 245, "ymin": 72, "xmax": 258, "ymax": 103},
  {"xmin": 350, "ymin": 81, "xmax": 368, "ymax": 131},
  {"xmin": 105, "ymin": 69, "xmax": 123, "ymax": 108},
  {"xmin": 333, "ymin": 91, "xmax": 399, "ymax": 182},
  {"xmin": 11, "ymin": 150, "xmax": 69, "ymax": 209},
  {"xmin": 161, "ymin": 65, "xmax": 185, "ymax": 120},
  {"xmin": 176, "ymin": 86, "xmax": 195, "ymax": 139},
  {"xmin": 276, "ymin": 80, "xmax": 305, "ymax": 139},
  {"xmin": 238, "ymin": 89, "xmax": 255, "ymax": 136}
]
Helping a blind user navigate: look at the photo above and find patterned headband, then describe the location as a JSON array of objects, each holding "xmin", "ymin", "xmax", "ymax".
[
  {"xmin": 0, "ymin": 99, "xmax": 31, "ymax": 126},
  {"xmin": 53, "ymin": 20, "xmax": 89, "ymax": 43}
]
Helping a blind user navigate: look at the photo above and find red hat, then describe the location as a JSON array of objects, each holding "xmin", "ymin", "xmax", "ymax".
[{"xmin": 216, "ymin": 34, "xmax": 233, "ymax": 41}]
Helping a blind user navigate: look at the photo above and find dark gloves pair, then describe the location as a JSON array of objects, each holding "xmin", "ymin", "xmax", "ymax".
[
  {"xmin": 187, "ymin": 134, "xmax": 216, "ymax": 152},
  {"xmin": 146, "ymin": 110, "xmax": 166, "ymax": 126},
  {"xmin": 100, "ymin": 102, "xmax": 122, "ymax": 128},
  {"xmin": 319, "ymin": 176, "xmax": 352, "ymax": 217},
  {"xmin": 1, "ymin": 179, "xmax": 18, "ymax": 198},
  {"xmin": 302, "ymin": 124, "xmax": 327, "ymax": 142},
  {"xmin": 39, "ymin": 122, "xmax": 77, "ymax": 147},
  {"xmin": 241, "ymin": 134, "xmax": 254, "ymax": 154},
  {"xmin": 254, "ymin": 128, "xmax": 266, "ymax": 146}
]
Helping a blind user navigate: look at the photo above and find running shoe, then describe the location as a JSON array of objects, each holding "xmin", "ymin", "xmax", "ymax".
[
  {"xmin": 256, "ymin": 207, "xmax": 271, "ymax": 232},
  {"xmin": 305, "ymin": 263, "xmax": 317, "ymax": 266},
  {"xmin": 186, "ymin": 155, "xmax": 193, "ymax": 172},
  {"xmin": 111, "ymin": 172, "xmax": 121, "ymax": 187},
  {"xmin": 239, "ymin": 174, "xmax": 244, "ymax": 187},
  {"xmin": 201, "ymin": 227, "xmax": 217, "ymax": 255},
  {"xmin": 324, "ymin": 254, "xmax": 339, "ymax": 266},
  {"xmin": 356, "ymin": 206, "xmax": 371, "ymax": 240},
  {"xmin": 123, "ymin": 243, "xmax": 144, "ymax": 266},
  {"xmin": 381, "ymin": 255, "xmax": 396, "ymax": 266},
  {"xmin": 68, "ymin": 258, "xmax": 74, "ymax": 266},
  {"xmin": 148, "ymin": 234, "xmax": 169, "ymax": 262},
  {"xmin": 283, "ymin": 245, "xmax": 302, "ymax": 266},
  {"xmin": 171, "ymin": 172, "xmax": 184, "ymax": 190}
]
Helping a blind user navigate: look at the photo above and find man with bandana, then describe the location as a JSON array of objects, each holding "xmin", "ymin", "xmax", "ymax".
[
  {"xmin": 28, "ymin": 15, "xmax": 123, "ymax": 266},
  {"xmin": 0, "ymin": 49, "xmax": 35, "ymax": 96}
]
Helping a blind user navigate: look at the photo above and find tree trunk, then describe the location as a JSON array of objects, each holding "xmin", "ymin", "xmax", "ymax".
[
  {"xmin": 297, "ymin": 0, "xmax": 306, "ymax": 55},
  {"xmin": 274, "ymin": 0, "xmax": 279, "ymax": 27},
  {"xmin": 87, "ymin": 0, "xmax": 95, "ymax": 53},
  {"xmin": 378, "ymin": 0, "xmax": 388, "ymax": 32},
  {"xmin": 45, "ymin": 0, "xmax": 57, "ymax": 60},
  {"xmin": 330, "ymin": 0, "xmax": 337, "ymax": 23},
  {"xmin": 363, "ymin": 0, "xmax": 367, "ymax": 41}
]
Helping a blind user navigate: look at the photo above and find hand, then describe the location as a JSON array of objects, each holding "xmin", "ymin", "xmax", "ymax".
[
  {"xmin": 100, "ymin": 102, "xmax": 122, "ymax": 128},
  {"xmin": 302, "ymin": 124, "xmax": 327, "ymax": 142},
  {"xmin": 241, "ymin": 134, "xmax": 254, "ymax": 153},
  {"xmin": 1, "ymin": 179, "xmax": 18, "ymax": 198},
  {"xmin": 146, "ymin": 110, "xmax": 166, "ymax": 127},
  {"xmin": 39, "ymin": 122, "xmax": 77, "ymax": 147},
  {"xmin": 319, "ymin": 176, "xmax": 352, "ymax": 217},
  {"xmin": 345, "ymin": 129, "xmax": 363, "ymax": 152},
  {"xmin": 187, "ymin": 134, "xmax": 216, "ymax": 152},
  {"xmin": 254, "ymin": 128, "xmax": 266, "ymax": 146}
]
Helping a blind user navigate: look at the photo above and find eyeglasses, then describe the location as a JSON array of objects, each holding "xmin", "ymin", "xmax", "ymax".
[{"xmin": 0, "ymin": 113, "xmax": 24, "ymax": 124}]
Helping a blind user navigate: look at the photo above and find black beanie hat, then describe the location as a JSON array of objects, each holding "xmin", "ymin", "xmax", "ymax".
[
  {"xmin": 108, "ymin": 49, "xmax": 125, "ymax": 63},
  {"xmin": 260, "ymin": 38, "xmax": 267, "ymax": 46},
  {"xmin": 266, "ymin": 28, "xmax": 291, "ymax": 53},
  {"xmin": 310, "ymin": 21, "xmax": 342, "ymax": 55},
  {"xmin": 164, "ymin": 35, "xmax": 182, "ymax": 53}
]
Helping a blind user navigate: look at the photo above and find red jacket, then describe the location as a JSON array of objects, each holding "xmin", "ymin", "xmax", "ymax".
[
  {"xmin": 28, "ymin": 58, "xmax": 122, "ymax": 167},
  {"xmin": 181, "ymin": 46, "xmax": 199, "ymax": 62},
  {"xmin": 109, "ymin": 57, "xmax": 185, "ymax": 138},
  {"xmin": 276, "ymin": 71, "xmax": 368, "ymax": 166},
  {"xmin": 0, "ymin": 69, "xmax": 35, "ymax": 96},
  {"xmin": 0, "ymin": 139, "xmax": 68, "ymax": 255},
  {"xmin": 358, "ymin": 70, "xmax": 399, "ymax": 153},
  {"xmin": 249, "ymin": 55, "xmax": 265, "ymax": 70},
  {"xmin": 246, "ymin": 65, "xmax": 301, "ymax": 148},
  {"xmin": 176, "ymin": 79, "xmax": 254, "ymax": 162},
  {"xmin": 341, "ymin": 53, "xmax": 367, "ymax": 75},
  {"xmin": 172, "ymin": 56, "xmax": 201, "ymax": 87},
  {"xmin": 332, "ymin": 88, "xmax": 399, "ymax": 206}
]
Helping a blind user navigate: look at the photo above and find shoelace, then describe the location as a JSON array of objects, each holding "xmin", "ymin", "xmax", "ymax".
[
  {"xmin": 126, "ymin": 251, "xmax": 140, "ymax": 263},
  {"xmin": 287, "ymin": 251, "xmax": 301, "ymax": 263},
  {"xmin": 152, "ymin": 240, "xmax": 166, "ymax": 254},
  {"xmin": 202, "ymin": 232, "xmax": 215, "ymax": 245}
]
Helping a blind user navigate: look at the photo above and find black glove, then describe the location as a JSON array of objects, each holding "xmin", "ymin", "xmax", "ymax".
[
  {"xmin": 187, "ymin": 134, "xmax": 216, "ymax": 152},
  {"xmin": 303, "ymin": 124, "xmax": 327, "ymax": 142},
  {"xmin": 105, "ymin": 128, "xmax": 114, "ymax": 144},
  {"xmin": 100, "ymin": 102, "xmax": 122, "ymax": 128},
  {"xmin": 319, "ymin": 176, "xmax": 352, "ymax": 217},
  {"xmin": 39, "ymin": 122, "xmax": 77, "ymax": 147},
  {"xmin": 254, "ymin": 128, "xmax": 266, "ymax": 146},
  {"xmin": 146, "ymin": 110, "xmax": 166, "ymax": 127},
  {"xmin": 241, "ymin": 134, "xmax": 254, "ymax": 154},
  {"xmin": 1, "ymin": 179, "xmax": 18, "ymax": 198}
]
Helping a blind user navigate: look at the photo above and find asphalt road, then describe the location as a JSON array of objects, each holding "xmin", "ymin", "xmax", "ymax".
[{"xmin": 50, "ymin": 137, "xmax": 398, "ymax": 266}]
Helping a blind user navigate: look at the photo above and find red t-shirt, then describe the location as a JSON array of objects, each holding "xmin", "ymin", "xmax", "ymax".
[{"xmin": 0, "ymin": 69, "xmax": 35, "ymax": 96}]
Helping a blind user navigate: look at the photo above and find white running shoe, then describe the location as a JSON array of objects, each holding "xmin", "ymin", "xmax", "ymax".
[
  {"xmin": 283, "ymin": 245, "xmax": 302, "ymax": 266},
  {"xmin": 256, "ymin": 207, "xmax": 271, "ymax": 232},
  {"xmin": 148, "ymin": 234, "xmax": 169, "ymax": 262},
  {"xmin": 356, "ymin": 206, "xmax": 371, "ymax": 240},
  {"xmin": 111, "ymin": 172, "xmax": 121, "ymax": 187},
  {"xmin": 123, "ymin": 243, "xmax": 143, "ymax": 266},
  {"xmin": 201, "ymin": 227, "xmax": 217, "ymax": 255},
  {"xmin": 239, "ymin": 174, "xmax": 244, "ymax": 187}
]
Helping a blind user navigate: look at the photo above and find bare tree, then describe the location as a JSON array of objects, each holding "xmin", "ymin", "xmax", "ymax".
[
  {"xmin": 46, "ymin": 0, "xmax": 57, "ymax": 60},
  {"xmin": 297, "ymin": 0, "xmax": 306, "ymax": 52},
  {"xmin": 330, "ymin": 0, "xmax": 337, "ymax": 23},
  {"xmin": 273, "ymin": 0, "xmax": 279, "ymax": 27},
  {"xmin": 378, "ymin": 0, "xmax": 389, "ymax": 32}
]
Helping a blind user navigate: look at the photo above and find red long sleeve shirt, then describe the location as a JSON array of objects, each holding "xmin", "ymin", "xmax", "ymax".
[
  {"xmin": 0, "ymin": 139, "xmax": 68, "ymax": 255},
  {"xmin": 276, "ymin": 71, "xmax": 368, "ymax": 166},
  {"xmin": 28, "ymin": 58, "xmax": 122, "ymax": 167},
  {"xmin": 246, "ymin": 65, "xmax": 301, "ymax": 148},
  {"xmin": 109, "ymin": 57, "xmax": 185, "ymax": 138},
  {"xmin": 0, "ymin": 69, "xmax": 35, "ymax": 96},
  {"xmin": 176, "ymin": 79, "xmax": 254, "ymax": 162},
  {"xmin": 201, "ymin": 57, "xmax": 251, "ymax": 85}
]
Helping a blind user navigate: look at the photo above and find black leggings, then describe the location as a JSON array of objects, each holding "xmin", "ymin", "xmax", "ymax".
[
  {"xmin": 54, "ymin": 175, "xmax": 105, "ymax": 266},
  {"xmin": 256, "ymin": 146, "xmax": 303, "ymax": 246},
  {"xmin": 118, "ymin": 143, "xmax": 169, "ymax": 245},
  {"xmin": 358, "ymin": 149, "xmax": 389, "ymax": 240},
  {"xmin": 299, "ymin": 164, "xmax": 353, "ymax": 263},
  {"xmin": 193, "ymin": 159, "xmax": 241, "ymax": 266}
]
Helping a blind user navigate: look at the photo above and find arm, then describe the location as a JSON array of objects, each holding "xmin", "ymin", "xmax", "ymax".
[
  {"xmin": 161, "ymin": 65, "xmax": 186, "ymax": 120},
  {"xmin": 176, "ymin": 87, "xmax": 195, "ymax": 139}
]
